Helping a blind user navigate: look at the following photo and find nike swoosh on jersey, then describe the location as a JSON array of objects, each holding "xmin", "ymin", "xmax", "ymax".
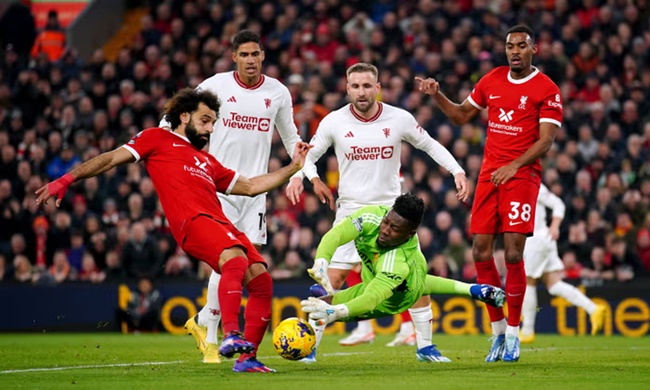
[
  {"xmin": 509, "ymin": 221, "xmax": 524, "ymax": 226},
  {"xmin": 489, "ymin": 95, "xmax": 501, "ymax": 99},
  {"xmin": 172, "ymin": 143, "xmax": 186, "ymax": 147}
]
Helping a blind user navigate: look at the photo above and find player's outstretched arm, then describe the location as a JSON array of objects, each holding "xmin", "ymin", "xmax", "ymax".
[
  {"xmin": 35, "ymin": 147, "xmax": 136, "ymax": 207},
  {"xmin": 230, "ymin": 142, "xmax": 312, "ymax": 196},
  {"xmin": 415, "ymin": 77, "xmax": 480, "ymax": 125}
]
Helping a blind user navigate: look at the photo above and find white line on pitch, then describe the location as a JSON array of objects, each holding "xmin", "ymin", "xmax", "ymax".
[
  {"xmin": 1, "ymin": 352, "xmax": 373, "ymax": 374},
  {"xmin": 0, "ymin": 360, "xmax": 185, "ymax": 374}
]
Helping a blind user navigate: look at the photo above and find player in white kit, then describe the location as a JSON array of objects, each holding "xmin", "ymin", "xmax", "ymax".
[
  {"xmin": 520, "ymin": 184, "xmax": 606, "ymax": 342},
  {"xmin": 286, "ymin": 63, "xmax": 469, "ymax": 360},
  {"xmin": 161, "ymin": 31, "xmax": 302, "ymax": 363}
]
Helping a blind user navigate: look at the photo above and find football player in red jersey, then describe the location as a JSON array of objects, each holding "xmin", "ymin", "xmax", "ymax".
[
  {"xmin": 36, "ymin": 88, "xmax": 312, "ymax": 373},
  {"xmin": 416, "ymin": 24, "xmax": 563, "ymax": 363}
]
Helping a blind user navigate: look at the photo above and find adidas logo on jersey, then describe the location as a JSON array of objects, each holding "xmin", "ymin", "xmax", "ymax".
[
  {"xmin": 344, "ymin": 131, "xmax": 354, "ymax": 138},
  {"xmin": 227, "ymin": 96, "xmax": 237, "ymax": 103}
]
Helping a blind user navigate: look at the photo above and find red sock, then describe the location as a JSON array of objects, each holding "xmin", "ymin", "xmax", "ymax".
[
  {"xmin": 346, "ymin": 269, "xmax": 362, "ymax": 287},
  {"xmin": 505, "ymin": 260, "xmax": 526, "ymax": 327},
  {"xmin": 218, "ymin": 257, "xmax": 248, "ymax": 334},
  {"xmin": 475, "ymin": 259, "xmax": 505, "ymax": 322},
  {"xmin": 239, "ymin": 272, "xmax": 273, "ymax": 361},
  {"xmin": 400, "ymin": 310, "xmax": 412, "ymax": 322}
]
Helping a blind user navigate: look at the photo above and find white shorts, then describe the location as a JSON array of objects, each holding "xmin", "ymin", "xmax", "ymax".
[
  {"xmin": 523, "ymin": 235, "xmax": 564, "ymax": 279},
  {"xmin": 329, "ymin": 205, "xmax": 362, "ymax": 270},
  {"xmin": 218, "ymin": 193, "xmax": 267, "ymax": 245}
]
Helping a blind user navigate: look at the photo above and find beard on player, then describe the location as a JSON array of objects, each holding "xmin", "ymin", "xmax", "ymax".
[
  {"xmin": 185, "ymin": 120, "xmax": 210, "ymax": 149},
  {"xmin": 352, "ymin": 95, "xmax": 375, "ymax": 113}
]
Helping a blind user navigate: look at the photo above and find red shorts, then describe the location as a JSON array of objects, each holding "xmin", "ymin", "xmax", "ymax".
[
  {"xmin": 470, "ymin": 176, "xmax": 541, "ymax": 235},
  {"xmin": 180, "ymin": 214, "xmax": 266, "ymax": 273}
]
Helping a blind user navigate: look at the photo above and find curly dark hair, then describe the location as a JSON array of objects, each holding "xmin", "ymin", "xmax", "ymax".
[
  {"xmin": 232, "ymin": 30, "xmax": 262, "ymax": 52},
  {"xmin": 507, "ymin": 24, "xmax": 535, "ymax": 42},
  {"xmin": 393, "ymin": 193, "xmax": 425, "ymax": 229},
  {"xmin": 162, "ymin": 88, "xmax": 221, "ymax": 129}
]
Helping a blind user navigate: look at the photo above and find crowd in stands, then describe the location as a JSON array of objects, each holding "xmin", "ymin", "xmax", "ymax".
[{"xmin": 0, "ymin": 0, "xmax": 649, "ymax": 288}]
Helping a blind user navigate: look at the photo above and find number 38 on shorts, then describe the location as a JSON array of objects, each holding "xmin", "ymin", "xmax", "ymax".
[{"xmin": 468, "ymin": 178, "xmax": 540, "ymax": 235}]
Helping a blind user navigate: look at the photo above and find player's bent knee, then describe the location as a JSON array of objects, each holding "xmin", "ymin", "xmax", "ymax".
[
  {"xmin": 503, "ymin": 249, "xmax": 524, "ymax": 264},
  {"xmin": 244, "ymin": 263, "xmax": 268, "ymax": 285},
  {"xmin": 245, "ymin": 270, "xmax": 273, "ymax": 297},
  {"xmin": 219, "ymin": 246, "xmax": 247, "ymax": 263},
  {"xmin": 473, "ymin": 247, "xmax": 493, "ymax": 262}
]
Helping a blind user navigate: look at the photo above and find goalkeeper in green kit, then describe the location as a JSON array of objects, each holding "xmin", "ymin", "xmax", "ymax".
[{"xmin": 301, "ymin": 193, "xmax": 505, "ymax": 362}]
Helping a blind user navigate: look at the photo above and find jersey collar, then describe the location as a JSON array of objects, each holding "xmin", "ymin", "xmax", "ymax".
[
  {"xmin": 349, "ymin": 102, "xmax": 383, "ymax": 123},
  {"xmin": 507, "ymin": 66, "xmax": 540, "ymax": 84},
  {"xmin": 233, "ymin": 71, "xmax": 265, "ymax": 90},
  {"xmin": 170, "ymin": 130, "xmax": 191, "ymax": 143}
]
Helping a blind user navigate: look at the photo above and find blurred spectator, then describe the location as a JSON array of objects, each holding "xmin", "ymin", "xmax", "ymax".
[
  {"xmin": 428, "ymin": 253, "xmax": 452, "ymax": 278},
  {"xmin": 104, "ymin": 250, "xmax": 124, "ymax": 282},
  {"xmin": 121, "ymin": 222, "xmax": 163, "ymax": 280},
  {"xmin": 78, "ymin": 251, "xmax": 105, "ymax": 283},
  {"xmin": 12, "ymin": 254, "xmax": 32, "ymax": 283},
  {"xmin": 31, "ymin": 10, "xmax": 66, "ymax": 62},
  {"xmin": 0, "ymin": 253, "xmax": 12, "ymax": 281},
  {"xmin": 270, "ymin": 250, "xmax": 306, "ymax": 280},
  {"xmin": 48, "ymin": 249, "xmax": 74, "ymax": 283},
  {"xmin": 117, "ymin": 277, "xmax": 162, "ymax": 332},
  {"xmin": 162, "ymin": 251, "xmax": 194, "ymax": 280}
]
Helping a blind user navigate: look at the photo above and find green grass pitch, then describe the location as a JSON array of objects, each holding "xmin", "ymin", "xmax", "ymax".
[{"xmin": 1, "ymin": 333, "xmax": 648, "ymax": 389}]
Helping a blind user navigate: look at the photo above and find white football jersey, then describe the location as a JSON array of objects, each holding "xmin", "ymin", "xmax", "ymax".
[
  {"xmin": 533, "ymin": 184, "xmax": 565, "ymax": 237},
  {"xmin": 302, "ymin": 102, "xmax": 465, "ymax": 209},
  {"xmin": 160, "ymin": 71, "xmax": 301, "ymax": 177}
]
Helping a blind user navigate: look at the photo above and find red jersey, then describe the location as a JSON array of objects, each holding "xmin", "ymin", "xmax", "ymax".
[
  {"xmin": 123, "ymin": 128, "xmax": 239, "ymax": 243},
  {"xmin": 468, "ymin": 66, "xmax": 562, "ymax": 181}
]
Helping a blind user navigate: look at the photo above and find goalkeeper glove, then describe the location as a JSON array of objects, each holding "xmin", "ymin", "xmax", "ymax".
[
  {"xmin": 307, "ymin": 258, "xmax": 335, "ymax": 295},
  {"xmin": 300, "ymin": 297, "xmax": 349, "ymax": 326}
]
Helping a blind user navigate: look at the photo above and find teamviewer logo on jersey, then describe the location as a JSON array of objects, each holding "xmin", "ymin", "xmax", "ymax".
[{"xmin": 498, "ymin": 108, "xmax": 514, "ymax": 123}]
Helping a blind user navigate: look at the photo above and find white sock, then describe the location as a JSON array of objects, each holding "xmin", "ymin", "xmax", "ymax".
[
  {"xmin": 400, "ymin": 321, "xmax": 414, "ymax": 335},
  {"xmin": 548, "ymin": 281, "xmax": 596, "ymax": 315},
  {"xmin": 505, "ymin": 324, "xmax": 519, "ymax": 337},
  {"xmin": 408, "ymin": 306, "xmax": 432, "ymax": 350},
  {"xmin": 310, "ymin": 318, "xmax": 326, "ymax": 349},
  {"xmin": 521, "ymin": 285, "xmax": 537, "ymax": 336},
  {"xmin": 198, "ymin": 271, "xmax": 221, "ymax": 344},
  {"xmin": 357, "ymin": 319, "xmax": 373, "ymax": 334},
  {"xmin": 491, "ymin": 318, "xmax": 507, "ymax": 336}
]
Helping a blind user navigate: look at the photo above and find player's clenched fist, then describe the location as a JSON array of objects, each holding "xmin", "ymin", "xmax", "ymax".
[
  {"xmin": 414, "ymin": 77, "xmax": 440, "ymax": 95},
  {"xmin": 290, "ymin": 142, "xmax": 313, "ymax": 169}
]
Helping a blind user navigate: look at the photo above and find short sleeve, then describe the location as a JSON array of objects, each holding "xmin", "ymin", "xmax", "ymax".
[
  {"xmin": 208, "ymin": 154, "xmax": 238, "ymax": 194},
  {"xmin": 122, "ymin": 128, "xmax": 160, "ymax": 161},
  {"xmin": 539, "ymin": 85, "xmax": 563, "ymax": 127},
  {"xmin": 467, "ymin": 75, "xmax": 488, "ymax": 110}
]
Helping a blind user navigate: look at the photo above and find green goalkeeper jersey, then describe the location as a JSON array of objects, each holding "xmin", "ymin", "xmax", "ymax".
[{"xmin": 315, "ymin": 205, "xmax": 427, "ymax": 319}]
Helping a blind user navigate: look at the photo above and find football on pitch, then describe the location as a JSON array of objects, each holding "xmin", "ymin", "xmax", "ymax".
[{"xmin": 272, "ymin": 317, "xmax": 316, "ymax": 360}]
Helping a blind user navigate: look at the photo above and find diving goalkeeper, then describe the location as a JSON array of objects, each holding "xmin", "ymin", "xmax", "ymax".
[{"xmin": 301, "ymin": 193, "xmax": 505, "ymax": 362}]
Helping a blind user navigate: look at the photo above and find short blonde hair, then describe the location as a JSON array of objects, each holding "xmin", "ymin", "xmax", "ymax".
[{"xmin": 346, "ymin": 63, "xmax": 378, "ymax": 79}]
